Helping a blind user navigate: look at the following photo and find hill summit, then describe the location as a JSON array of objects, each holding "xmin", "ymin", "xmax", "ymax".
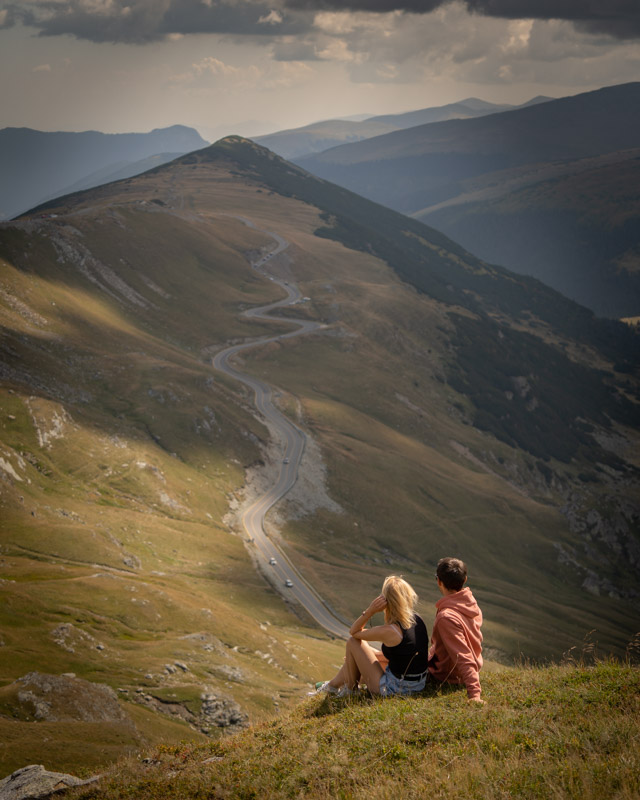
[{"xmin": 44, "ymin": 659, "xmax": 640, "ymax": 800}]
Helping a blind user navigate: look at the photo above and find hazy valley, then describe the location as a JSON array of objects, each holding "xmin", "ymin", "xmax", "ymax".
[
  {"xmin": 0, "ymin": 126, "xmax": 208, "ymax": 222},
  {"xmin": 296, "ymin": 83, "xmax": 640, "ymax": 318}
]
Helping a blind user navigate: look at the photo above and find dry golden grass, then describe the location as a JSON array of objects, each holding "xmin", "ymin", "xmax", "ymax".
[{"xmin": 63, "ymin": 659, "xmax": 640, "ymax": 800}]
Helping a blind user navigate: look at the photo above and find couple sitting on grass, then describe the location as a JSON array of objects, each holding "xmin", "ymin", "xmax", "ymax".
[{"xmin": 315, "ymin": 557, "xmax": 484, "ymax": 703}]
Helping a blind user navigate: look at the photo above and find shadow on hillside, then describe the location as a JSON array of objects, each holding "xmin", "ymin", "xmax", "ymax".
[{"xmin": 307, "ymin": 681, "xmax": 464, "ymax": 719}]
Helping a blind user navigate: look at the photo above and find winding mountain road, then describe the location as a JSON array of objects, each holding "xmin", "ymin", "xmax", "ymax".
[{"xmin": 212, "ymin": 220, "xmax": 350, "ymax": 639}]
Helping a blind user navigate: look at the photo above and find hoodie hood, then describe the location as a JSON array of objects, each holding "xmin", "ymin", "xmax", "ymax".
[{"xmin": 435, "ymin": 586, "xmax": 482, "ymax": 621}]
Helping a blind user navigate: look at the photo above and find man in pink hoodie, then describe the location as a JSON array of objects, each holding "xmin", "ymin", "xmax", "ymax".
[{"xmin": 428, "ymin": 557, "xmax": 484, "ymax": 703}]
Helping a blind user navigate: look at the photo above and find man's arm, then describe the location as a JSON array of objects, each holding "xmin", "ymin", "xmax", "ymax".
[{"xmin": 437, "ymin": 614, "xmax": 482, "ymax": 701}]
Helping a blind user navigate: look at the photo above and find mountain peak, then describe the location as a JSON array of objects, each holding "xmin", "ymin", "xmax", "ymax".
[
  {"xmin": 217, "ymin": 135, "xmax": 255, "ymax": 146},
  {"xmin": 182, "ymin": 135, "xmax": 304, "ymax": 176},
  {"xmin": 213, "ymin": 135, "xmax": 284, "ymax": 160}
]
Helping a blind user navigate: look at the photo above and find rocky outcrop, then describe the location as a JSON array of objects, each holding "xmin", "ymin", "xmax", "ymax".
[
  {"xmin": 562, "ymin": 494, "xmax": 640, "ymax": 570},
  {"xmin": 199, "ymin": 692, "xmax": 248, "ymax": 733},
  {"xmin": 8, "ymin": 673, "xmax": 133, "ymax": 725},
  {"xmin": 0, "ymin": 765, "xmax": 100, "ymax": 800},
  {"xmin": 133, "ymin": 689, "xmax": 248, "ymax": 734}
]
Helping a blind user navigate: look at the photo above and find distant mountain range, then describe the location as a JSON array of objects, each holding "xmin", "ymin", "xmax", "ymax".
[
  {"xmin": 254, "ymin": 96, "xmax": 552, "ymax": 160},
  {"xmin": 0, "ymin": 124, "xmax": 208, "ymax": 220},
  {"xmin": 296, "ymin": 83, "xmax": 640, "ymax": 318}
]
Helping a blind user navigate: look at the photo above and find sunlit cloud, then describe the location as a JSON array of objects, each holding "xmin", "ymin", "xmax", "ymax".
[
  {"xmin": 169, "ymin": 54, "xmax": 313, "ymax": 91},
  {"xmin": 259, "ymin": 9, "xmax": 283, "ymax": 25}
]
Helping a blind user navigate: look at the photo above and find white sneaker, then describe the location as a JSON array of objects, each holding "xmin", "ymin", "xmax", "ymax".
[{"xmin": 309, "ymin": 681, "xmax": 339, "ymax": 695}]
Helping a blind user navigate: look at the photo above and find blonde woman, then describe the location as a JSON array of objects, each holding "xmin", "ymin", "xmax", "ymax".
[{"xmin": 316, "ymin": 575, "xmax": 429, "ymax": 696}]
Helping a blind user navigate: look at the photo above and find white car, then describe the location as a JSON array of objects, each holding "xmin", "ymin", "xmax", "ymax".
[
  {"xmin": 285, "ymin": 579, "xmax": 293, "ymax": 588},
  {"xmin": 283, "ymin": 457, "xmax": 290, "ymax": 464},
  {"xmin": 269, "ymin": 557, "xmax": 277, "ymax": 565}
]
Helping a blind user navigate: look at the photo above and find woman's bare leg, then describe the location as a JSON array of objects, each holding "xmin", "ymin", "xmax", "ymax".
[
  {"xmin": 328, "ymin": 637, "xmax": 384, "ymax": 692},
  {"xmin": 327, "ymin": 663, "xmax": 347, "ymax": 689}
]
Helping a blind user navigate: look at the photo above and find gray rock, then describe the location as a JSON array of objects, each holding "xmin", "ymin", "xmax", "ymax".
[
  {"xmin": 134, "ymin": 687, "xmax": 247, "ymax": 734},
  {"xmin": 122, "ymin": 554, "xmax": 141, "ymax": 570},
  {"xmin": 12, "ymin": 673, "xmax": 132, "ymax": 725},
  {"xmin": 210, "ymin": 665, "xmax": 245, "ymax": 683},
  {"xmin": 0, "ymin": 764, "xmax": 100, "ymax": 800},
  {"xmin": 200, "ymin": 694, "xmax": 248, "ymax": 730}
]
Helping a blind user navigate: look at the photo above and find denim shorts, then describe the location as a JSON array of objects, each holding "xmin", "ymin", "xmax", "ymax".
[{"xmin": 378, "ymin": 666, "xmax": 427, "ymax": 696}]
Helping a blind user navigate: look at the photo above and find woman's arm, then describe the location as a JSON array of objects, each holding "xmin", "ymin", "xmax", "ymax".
[
  {"xmin": 349, "ymin": 594, "xmax": 387, "ymax": 636},
  {"xmin": 353, "ymin": 623, "xmax": 402, "ymax": 646},
  {"xmin": 349, "ymin": 595, "xmax": 403, "ymax": 646}
]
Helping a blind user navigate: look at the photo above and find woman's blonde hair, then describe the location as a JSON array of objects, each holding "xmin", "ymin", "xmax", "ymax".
[{"xmin": 382, "ymin": 575, "xmax": 417, "ymax": 629}]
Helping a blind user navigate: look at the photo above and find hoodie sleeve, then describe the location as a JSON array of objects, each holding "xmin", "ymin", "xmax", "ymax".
[{"xmin": 437, "ymin": 611, "xmax": 482, "ymax": 700}]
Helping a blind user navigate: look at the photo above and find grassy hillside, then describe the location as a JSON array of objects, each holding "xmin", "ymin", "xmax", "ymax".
[
  {"xmin": 1, "ymin": 136, "xmax": 638, "ymax": 774},
  {"xmin": 0, "ymin": 193, "xmax": 346, "ymax": 772},
  {"xmin": 64, "ymin": 659, "xmax": 640, "ymax": 800}
]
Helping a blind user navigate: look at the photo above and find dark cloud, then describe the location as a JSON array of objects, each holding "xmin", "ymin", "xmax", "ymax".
[
  {"xmin": 0, "ymin": 0, "xmax": 307, "ymax": 45},
  {"xmin": 284, "ymin": 0, "xmax": 441, "ymax": 10},
  {"xmin": 1, "ymin": 0, "xmax": 638, "ymax": 42},
  {"xmin": 284, "ymin": 0, "xmax": 640, "ymax": 39},
  {"xmin": 465, "ymin": 0, "xmax": 640, "ymax": 39},
  {"xmin": 160, "ymin": 1, "xmax": 308, "ymax": 39}
]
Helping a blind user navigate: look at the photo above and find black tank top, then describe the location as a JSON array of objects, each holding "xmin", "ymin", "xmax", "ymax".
[{"xmin": 381, "ymin": 614, "xmax": 429, "ymax": 679}]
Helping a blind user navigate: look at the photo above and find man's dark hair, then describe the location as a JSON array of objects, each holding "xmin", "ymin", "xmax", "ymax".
[{"xmin": 436, "ymin": 557, "xmax": 468, "ymax": 591}]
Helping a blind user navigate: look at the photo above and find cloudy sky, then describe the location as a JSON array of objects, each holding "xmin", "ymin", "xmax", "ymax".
[{"xmin": 1, "ymin": 1, "xmax": 639, "ymax": 139}]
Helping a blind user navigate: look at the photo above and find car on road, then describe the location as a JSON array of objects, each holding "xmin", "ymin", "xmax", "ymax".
[
  {"xmin": 283, "ymin": 457, "xmax": 290, "ymax": 464},
  {"xmin": 285, "ymin": 579, "xmax": 293, "ymax": 588},
  {"xmin": 269, "ymin": 557, "xmax": 277, "ymax": 565}
]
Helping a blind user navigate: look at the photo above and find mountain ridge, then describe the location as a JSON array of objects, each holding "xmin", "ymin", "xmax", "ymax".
[
  {"xmin": 298, "ymin": 83, "xmax": 640, "ymax": 167},
  {"xmin": 254, "ymin": 95, "xmax": 553, "ymax": 160}
]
